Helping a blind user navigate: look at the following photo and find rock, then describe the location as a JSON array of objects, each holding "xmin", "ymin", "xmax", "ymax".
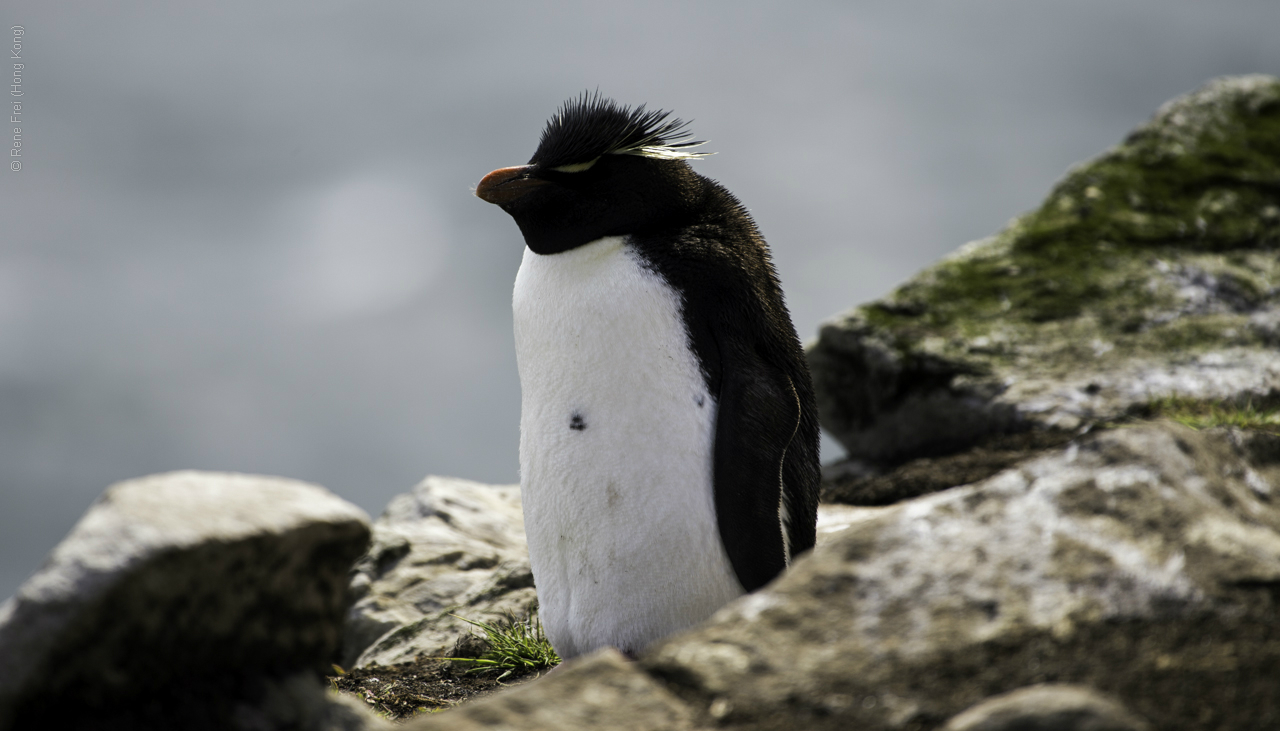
[
  {"xmin": 0, "ymin": 470, "xmax": 377, "ymax": 731},
  {"xmin": 234, "ymin": 676, "xmax": 393, "ymax": 731},
  {"xmin": 809, "ymin": 74, "xmax": 1280, "ymax": 466},
  {"xmin": 822, "ymin": 429, "xmax": 1077, "ymax": 505},
  {"xmin": 343, "ymin": 476, "xmax": 537, "ymax": 668},
  {"xmin": 943, "ymin": 684, "xmax": 1150, "ymax": 731},
  {"xmin": 402, "ymin": 649, "xmax": 698, "ymax": 731},
  {"xmin": 643, "ymin": 422, "xmax": 1280, "ymax": 730}
]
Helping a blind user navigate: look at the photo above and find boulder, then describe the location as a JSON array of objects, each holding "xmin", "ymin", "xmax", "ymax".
[
  {"xmin": 343, "ymin": 476, "xmax": 537, "ymax": 668},
  {"xmin": 0, "ymin": 470, "xmax": 379, "ymax": 731},
  {"xmin": 643, "ymin": 422, "xmax": 1280, "ymax": 730},
  {"xmin": 808, "ymin": 74, "xmax": 1280, "ymax": 467}
]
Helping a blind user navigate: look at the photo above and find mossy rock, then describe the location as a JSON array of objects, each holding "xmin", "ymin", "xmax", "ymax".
[{"xmin": 810, "ymin": 75, "xmax": 1280, "ymax": 465}]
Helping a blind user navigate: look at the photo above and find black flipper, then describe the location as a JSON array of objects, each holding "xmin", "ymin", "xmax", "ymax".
[{"xmin": 711, "ymin": 336, "xmax": 802, "ymax": 591}]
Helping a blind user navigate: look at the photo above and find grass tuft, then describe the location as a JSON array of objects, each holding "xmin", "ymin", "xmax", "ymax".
[{"xmin": 433, "ymin": 612, "xmax": 560, "ymax": 679}]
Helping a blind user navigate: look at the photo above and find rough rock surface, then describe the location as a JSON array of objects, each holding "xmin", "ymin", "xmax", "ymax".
[
  {"xmin": 942, "ymin": 684, "xmax": 1151, "ymax": 731},
  {"xmin": 344, "ymin": 476, "xmax": 536, "ymax": 668},
  {"xmin": 644, "ymin": 422, "xmax": 1280, "ymax": 730},
  {"xmin": 0, "ymin": 470, "xmax": 377, "ymax": 730},
  {"xmin": 809, "ymin": 74, "xmax": 1280, "ymax": 466},
  {"xmin": 403, "ymin": 649, "xmax": 698, "ymax": 731}
]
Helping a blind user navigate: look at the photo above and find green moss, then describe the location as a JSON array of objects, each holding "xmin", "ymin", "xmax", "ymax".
[
  {"xmin": 813, "ymin": 79, "xmax": 1280, "ymax": 462},
  {"xmin": 1146, "ymin": 314, "xmax": 1254, "ymax": 352},
  {"xmin": 855, "ymin": 77, "xmax": 1280, "ymax": 357},
  {"xmin": 1138, "ymin": 394, "xmax": 1280, "ymax": 434},
  {"xmin": 1010, "ymin": 77, "xmax": 1280, "ymax": 266}
]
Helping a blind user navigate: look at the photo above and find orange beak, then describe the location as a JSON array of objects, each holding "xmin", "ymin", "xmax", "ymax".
[{"xmin": 476, "ymin": 165, "xmax": 548, "ymax": 205}]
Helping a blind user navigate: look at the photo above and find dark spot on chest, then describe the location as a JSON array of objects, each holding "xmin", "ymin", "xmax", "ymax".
[
  {"xmin": 569, "ymin": 411, "xmax": 587, "ymax": 431},
  {"xmin": 695, "ymin": 394, "xmax": 705, "ymax": 408}
]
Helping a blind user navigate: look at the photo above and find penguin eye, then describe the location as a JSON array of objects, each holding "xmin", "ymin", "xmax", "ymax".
[{"xmin": 548, "ymin": 158, "xmax": 599, "ymax": 174}]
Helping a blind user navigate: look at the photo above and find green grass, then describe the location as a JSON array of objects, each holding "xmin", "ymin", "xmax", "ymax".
[
  {"xmin": 438, "ymin": 612, "xmax": 560, "ymax": 679},
  {"xmin": 1141, "ymin": 394, "xmax": 1280, "ymax": 433}
]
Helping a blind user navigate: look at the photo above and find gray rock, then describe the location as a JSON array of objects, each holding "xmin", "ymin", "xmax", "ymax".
[
  {"xmin": 402, "ymin": 648, "xmax": 698, "ymax": 731},
  {"xmin": 644, "ymin": 423, "xmax": 1280, "ymax": 730},
  {"xmin": 344, "ymin": 476, "xmax": 537, "ymax": 668},
  {"xmin": 943, "ymin": 684, "xmax": 1150, "ymax": 731},
  {"xmin": 0, "ymin": 470, "xmax": 375, "ymax": 730},
  {"xmin": 809, "ymin": 75, "xmax": 1280, "ymax": 465}
]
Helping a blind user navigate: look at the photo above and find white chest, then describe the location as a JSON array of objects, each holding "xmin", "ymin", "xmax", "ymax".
[{"xmin": 512, "ymin": 236, "xmax": 743, "ymax": 658}]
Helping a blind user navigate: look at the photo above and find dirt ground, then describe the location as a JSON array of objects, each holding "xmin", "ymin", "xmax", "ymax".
[{"xmin": 328, "ymin": 657, "xmax": 544, "ymax": 720}]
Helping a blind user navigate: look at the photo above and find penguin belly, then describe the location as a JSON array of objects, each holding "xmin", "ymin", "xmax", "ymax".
[{"xmin": 512, "ymin": 235, "xmax": 744, "ymax": 659}]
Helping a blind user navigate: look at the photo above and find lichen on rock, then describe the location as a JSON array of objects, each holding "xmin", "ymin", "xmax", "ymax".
[
  {"xmin": 810, "ymin": 75, "xmax": 1280, "ymax": 465},
  {"xmin": 645, "ymin": 422, "xmax": 1280, "ymax": 731}
]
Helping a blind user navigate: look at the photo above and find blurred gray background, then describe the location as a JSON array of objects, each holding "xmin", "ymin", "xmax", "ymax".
[{"xmin": 3, "ymin": 1, "xmax": 1279, "ymax": 600}]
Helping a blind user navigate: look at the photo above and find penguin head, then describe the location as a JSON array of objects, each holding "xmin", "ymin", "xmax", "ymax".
[{"xmin": 476, "ymin": 93, "xmax": 713, "ymax": 255}]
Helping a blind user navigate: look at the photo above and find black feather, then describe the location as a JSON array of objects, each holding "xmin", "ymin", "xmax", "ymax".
[{"xmin": 529, "ymin": 91, "xmax": 710, "ymax": 168}]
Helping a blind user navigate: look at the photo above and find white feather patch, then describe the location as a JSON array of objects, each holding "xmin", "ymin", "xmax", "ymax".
[
  {"xmin": 549, "ymin": 157, "xmax": 599, "ymax": 173},
  {"xmin": 615, "ymin": 141, "xmax": 711, "ymax": 160},
  {"xmin": 779, "ymin": 378, "xmax": 801, "ymax": 566},
  {"xmin": 513, "ymin": 236, "xmax": 743, "ymax": 659}
]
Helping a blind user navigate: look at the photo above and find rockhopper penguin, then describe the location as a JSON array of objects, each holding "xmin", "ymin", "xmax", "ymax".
[{"xmin": 476, "ymin": 93, "xmax": 820, "ymax": 659}]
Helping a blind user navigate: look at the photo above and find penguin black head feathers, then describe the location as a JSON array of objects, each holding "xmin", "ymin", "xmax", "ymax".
[
  {"xmin": 476, "ymin": 93, "xmax": 718, "ymax": 255},
  {"xmin": 529, "ymin": 92, "xmax": 711, "ymax": 169}
]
